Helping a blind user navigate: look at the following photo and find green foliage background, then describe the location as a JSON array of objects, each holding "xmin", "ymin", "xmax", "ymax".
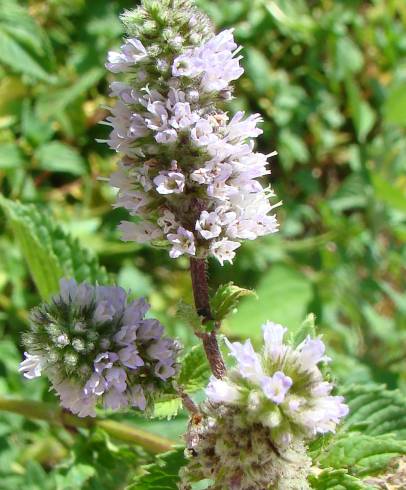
[{"xmin": 0, "ymin": 0, "xmax": 405, "ymax": 488}]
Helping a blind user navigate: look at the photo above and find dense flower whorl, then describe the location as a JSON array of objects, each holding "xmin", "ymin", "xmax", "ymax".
[
  {"xmin": 180, "ymin": 411, "xmax": 312, "ymax": 490},
  {"xmin": 180, "ymin": 322, "xmax": 348, "ymax": 489},
  {"xmin": 19, "ymin": 278, "xmax": 180, "ymax": 417},
  {"xmin": 207, "ymin": 322, "xmax": 349, "ymax": 446},
  {"xmin": 103, "ymin": 0, "xmax": 280, "ymax": 265}
]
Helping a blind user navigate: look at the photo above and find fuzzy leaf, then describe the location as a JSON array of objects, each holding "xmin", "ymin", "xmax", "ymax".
[
  {"xmin": 0, "ymin": 197, "xmax": 109, "ymax": 299},
  {"xmin": 210, "ymin": 282, "xmax": 256, "ymax": 322},
  {"xmin": 178, "ymin": 345, "xmax": 211, "ymax": 393},
  {"xmin": 128, "ymin": 447, "xmax": 186, "ymax": 490},
  {"xmin": 317, "ymin": 434, "xmax": 406, "ymax": 476},
  {"xmin": 342, "ymin": 384, "xmax": 406, "ymax": 439},
  {"xmin": 177, "ymin": 300, "xmax": 202, "ymax": 330},
  {"xmin": 291, "ymin": 313, "xmax": 317, "ymax": 347},
  {"xmin": 313, "ymin": 385, "xmax": 406, "ymax": 477},
  {"xmin": 152, "ymin": 345, "xmax": 211, "ymax": 419},
  {"xmin": 153, "ymin": 398, "xmax": 183, "ymax": 420}
]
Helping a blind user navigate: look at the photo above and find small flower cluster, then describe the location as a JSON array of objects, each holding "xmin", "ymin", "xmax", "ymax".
[
  {"xmin": 19, "ymin": 278, "xmax": 180, "ymax": 417},
  {"xmin": 181, "ymin": 322, "xmax": 348, "ymax": 489},
  {"xmin": 103, "ymin": 0, "xmax": 280, "ymax": 265},
  {"xmin": 207, "ymin": 321, "xmax": 348, "ymax": 445}
]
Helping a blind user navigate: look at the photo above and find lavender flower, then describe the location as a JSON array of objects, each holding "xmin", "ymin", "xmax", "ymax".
[
  {"xmin": 102, "ymin": 0, "xmax": 280, "ymax": 265},
  {"xmin": 180, "ymin": 321, "xmax": 348, "ymax": 489},
  {"xmin": 19, "ymin": 278, "xmax": 180, "ymax": 417},
  {"xmin": 207, "ymin": 321, "xmax": 348, "ymax": 445}
]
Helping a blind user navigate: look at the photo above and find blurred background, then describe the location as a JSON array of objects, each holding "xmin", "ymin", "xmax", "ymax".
[{"xmin": 0, "ymin": 0, "xmax": 405, "ymax": 487}]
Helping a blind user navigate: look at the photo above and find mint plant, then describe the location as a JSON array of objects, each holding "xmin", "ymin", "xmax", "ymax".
[{"xmin": 0, "ymin": 1, "xmax": 403, "ymax": 489}]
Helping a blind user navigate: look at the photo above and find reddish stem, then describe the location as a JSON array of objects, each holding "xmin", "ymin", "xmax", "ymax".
[{"xmin": 190, "ymin": 258, "xmax": 226, "ymax": 379}]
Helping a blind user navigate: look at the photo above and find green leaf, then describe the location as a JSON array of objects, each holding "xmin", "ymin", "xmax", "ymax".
[
  {"xmin": 152, "ymin": 345, "xmax": 212, "ymax": 419},
  {"xmin": 0, "ymin": 143, "xmax": 25, "ymax": 170},
  {"xmin": 309, "ymin": 469, "xmax": 373, "ymax": 489},
  {"xmin": 384, "ymin": 84, "xmax": 406, "ymax": 126},
  {"xmin": 228, "ymin": 264, "xmax": 313, "ymax": 341},
  {"xmin": 291, "ymin": 313, "xmax": 317, "ymax": 347},
  {"xmin": 0, "ymin": 0, "xmax": 53, "ymax": 60},
  {"xmin": 176, "ymin": 300, "xmax": 202, "ymax": 331},
  {"xmin": 0, "ymin": 27, "xmax": 53, "ymax": 83},
  {"xmin": 244, "ymin": 48, "xmax": 273, "ymax": 95},
  {"xmin": 153, "ymin": 397, "xmax": 183, "ymax": 420},
  {"xmin": 346, "ymin": 78, "xmax": 376, "ymax": 143},
  {"xmin": 329, "ymin": 174, "xmax": 367, "ymax": 212},
  {"xmin": 36, "ymin": 68, "xmax": 104, "ymax": 118},
  {"xmin": 0, "ymin": 197, "xmax": 109, "ymax": 299},
  {"xmin": 21, "ymin": 100, "xmax": 54, "ymax": 147},
  {"xmin": 279, "ymin": 129, "xmax": 310, "ymax": 168},
  {"xmin": 35, "ymin": 142, "xmax": 86, "ymax": 176},
  {"xmin": 178, "ymin": 345, "xmax": 211, "ymax": 393},
  {"xmin": 128, "ymin": 447, "xmax": 186, "ymax": 490},
  {"xmin": 371, "ymin": 173, "xmax": 406, "ymax": 214},
  {"xmin": 314, "ymin": 385, "xmax": 406, "ymax": 477},
  {"xmin": 210, "ymin": 282, "xmax": 256, "ymax": 322},
  {"xmin": 342, "ymin": 384, "xmax": 406, "ymax": 440},
  {"xmin": 317, "ymin": 434, "xmax": 406, "ymax": 476},
  {"xmin": 335, "ymin": 37, "xmax": 364, "ymax": 79},
  {"xmin": 56, "ymin": 464, "xmax": 96, "ymax": 489}
]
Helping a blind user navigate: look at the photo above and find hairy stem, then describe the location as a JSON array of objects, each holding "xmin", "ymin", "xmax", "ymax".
[
  {"xmin": 0, "ymin": 397, "xmax": 174, "ymax": 454},
  {"xmin": 190, "ymin": 258, "xmax": 226, "ymax": 379}
]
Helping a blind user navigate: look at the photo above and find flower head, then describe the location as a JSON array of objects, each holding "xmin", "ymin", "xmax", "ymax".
[
  {"xmin": 102, "ymin": 0, "xmax": 280, "ymax": 265},
  {"xmin": 19, "ymin": 278, "xmax": 180, "ymax": 417},
  {"xmin": 207, "ymin": 321, "xmax": 348, "ymax": 445},
  {"xmin": 181, "ymin": 321, "xmax": 348, "ymax": 489}
]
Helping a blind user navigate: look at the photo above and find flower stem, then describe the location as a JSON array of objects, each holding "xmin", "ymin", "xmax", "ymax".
[
  {"xmin": 0, "ymin": 397, "xmax": 174, "ymax": 454},
  {"xmin": 190, "ymin": 258, "xmax": 226, "ymax": 379}
]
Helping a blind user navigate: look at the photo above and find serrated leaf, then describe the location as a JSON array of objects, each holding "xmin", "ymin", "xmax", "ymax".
[
  {"xmin": 210, "ymin": 282, "xmax": 255, "ymax": 322},
  {"xmin": 0, "ymin": 29, "xmax": 52, "ymax": 83},
  {"xmin": 35, "ymin": 141, "xmax": 86, "ymax": 176},
  {"xmin": 153, "ymin": 345, "xmax": 212, "ymax": 419},
  {"xmin": 178, "ymin": 345, "xmax": 211, "ymax": 393},
  {"xmin": 177, "ymin": 300, "xmax": 202, "ymax": 330},
  {"xmin": 128, "ymin": 447, "xmax": 186, "ymax": 490},
  {"xmin": 309, "ymin": 469, "xmax": 373, "ymax": 489},
  {"xmin": 0, "ymin": 196, "xmax": 109, "ymax": 299},
  {"xmin": 153, "ymin": 398, "xmax": 183, "ymax": 420},
  {"xmin": 291, "ymin": 313, "xmax": 317, "ymax": 347},
  {"xmin": 317, "ymin": 434, "xmax": 406, "ymax": 476},
  {"xmin": 0, "ymin": 0, "xmax": 53, "ymax": 60},
  {"xmin": 314, "ymin": 385, "xmax": 406, "ymax": 477},
  {"xmin": 342, "ymin": 384, "xmax": 406, "ymax": 439}
]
